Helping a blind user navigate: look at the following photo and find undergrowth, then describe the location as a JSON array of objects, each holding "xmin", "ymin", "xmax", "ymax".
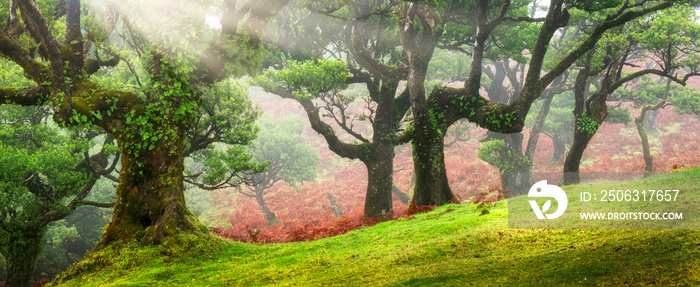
[{"xmin": 210, "ymin": 201, "xmax": 443, "ymax": 244}]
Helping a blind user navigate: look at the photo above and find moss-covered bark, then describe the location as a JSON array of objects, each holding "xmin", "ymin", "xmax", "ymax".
[
  {"xmin": 0, "ymin": 227, "xmax": 43, "ymax": 287},
  {"xmin": 410, "ymin": 128, "xmax": 455, "ymax": 206},
  {"xmin": 363, "ymin": 142, "xmax": 395, "ymax": 218},
  {"xmin": 98, "ymin": 131, "xmax": 203, "ymax": 248}
]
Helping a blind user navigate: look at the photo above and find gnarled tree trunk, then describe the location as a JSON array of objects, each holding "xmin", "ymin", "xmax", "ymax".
[
  {"xmin": 563, "ymin": 128, "xmax": 597, "ymax": 185},
  {"xmin": 562, "ymin": 59, "xmax": 609, "ymax": 185},
  {"xmin": 363, "ymin": 142, "xmax": 395, "ymax": 218},
  {"xmin": 411, "ymin": 123, "xmax": 455, "ymax": 206},
  {"xmin": 254, "ymin": 190, "xmax": 279, "ymax": 226},
  {"xmin": 635, "ymin": 79, "xmax": 671, "ymax": 178},
  {"xmin": 98, "ymin": 132, "xmax": 201, "ymax": 248}
]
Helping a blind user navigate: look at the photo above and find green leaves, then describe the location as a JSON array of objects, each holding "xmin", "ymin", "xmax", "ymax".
[
  {"xmin": 630, "ymin": 5, "xmax": 700, "ymax": 70},
  {"xmin": 200, "ymin": 145, "xmax": 266, "ymax": 186},
  {"xmin": 604, "ymin": 106, "xmax": 632, "ymax": 125},
  {"xmin": 576, "ymin": 110, "xmax": 601, "ymax": 137},
  {"xmin": 253, "ymin": 59, "xmax": 350, "ymax": 98},
  {"xmin": 0, "ymin": 136, "xmax": 89, "ymax": 223},
  {"xmin": 570, "ymin": 0, "xmax": 623, "ymax": 12},
  {"xmin": 477, "ymin": 139, "xmax": 530, "ymax": 173},
  {"xmin": 668, "ymin": 85, "xmax": 700, "ymax": 117},
  {"xmin": 252, "ymin": 115, "xmax": 319, "ymax": 186},
  {"xmin": 0, "ymin": 59, "xmax": 36, "ymax": 88}
]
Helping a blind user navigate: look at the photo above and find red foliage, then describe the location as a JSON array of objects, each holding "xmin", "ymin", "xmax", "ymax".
[
  {"xmin": 672, "ymin": 164, "xmax": 685, "ymax": 170},
  {"xmin": 407, "ymin": 201, "xmax": 436, "ymax": 216},
  {"xmin": 211, "ymin": 207, "xmax": 393, "ymax": 243}
]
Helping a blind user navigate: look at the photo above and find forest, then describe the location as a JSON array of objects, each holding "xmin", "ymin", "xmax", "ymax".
[{"xmin": 0, "ymin": 0, "xmax": 700, "ymax": 285}]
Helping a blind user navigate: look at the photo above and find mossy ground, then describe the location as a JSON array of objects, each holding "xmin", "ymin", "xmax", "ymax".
[{"xmin": 51, "ymin": 169, "xmax": 700, "ymax": 286}]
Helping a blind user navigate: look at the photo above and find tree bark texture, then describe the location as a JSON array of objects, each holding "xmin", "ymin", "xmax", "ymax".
[
  {"xmin": 255, "ymin": 190, "xmax": 280, "ymax": 226},
  {"xmin": 99, "ymin": 131, "xmax": 202, "ymax": 247},
  {"xmin": 563, "ymin": 60, "xmax": 608, "ymax": 185},
  {"xmin": 363, "ymin": 142, "xmax": 395, "ymax": 218}
]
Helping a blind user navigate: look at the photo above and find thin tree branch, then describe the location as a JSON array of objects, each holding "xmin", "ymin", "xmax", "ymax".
[{"xmin": 79, "ymin": 200, "xmax": 115, "ymax": 208}]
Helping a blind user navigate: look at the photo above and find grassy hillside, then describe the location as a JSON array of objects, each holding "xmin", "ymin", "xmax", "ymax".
[{"xmin": 52, "ymin": 170, "xmax": 700, "ymax": 286}]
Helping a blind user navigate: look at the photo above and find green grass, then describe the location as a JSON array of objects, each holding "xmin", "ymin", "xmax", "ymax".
[{"xmin": 52, "ymin": 170, "xmax": 700, "ymax": 286}]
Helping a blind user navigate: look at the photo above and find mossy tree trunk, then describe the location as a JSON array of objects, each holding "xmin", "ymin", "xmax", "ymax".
[
  {"xmin": 397, "ymin": 2, "xmax": 455, "ymax": 206},
  {"xmin": 1, "ymin": 227, "xmax": 43, "ymax": 287},
  {"xmin": 98, "ymin": 129, "xmax": 202, "ymax": 247},
  {"xmin": 363, "ymin": 142, "xmax": 396, "ymax": 218},
  {"xmin": 93, "ymin": 49, "xmax": 212, "ymax": 247},
  {"xmin": 410, "ymin": 122, "xmax": 455, "ymax": 205},
  {"xmin": 362, "ymin": 80, "xmax": 404, "ymax": 218},
  {"xmin": 401, "ymin": 27, "xmax": 455, "ymax": 204}
]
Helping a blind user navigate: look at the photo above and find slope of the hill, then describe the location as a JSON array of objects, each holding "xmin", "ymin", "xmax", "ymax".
[{"xmin": 51, "ymin": 169, "xmax": 700, "ymax": 286}]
